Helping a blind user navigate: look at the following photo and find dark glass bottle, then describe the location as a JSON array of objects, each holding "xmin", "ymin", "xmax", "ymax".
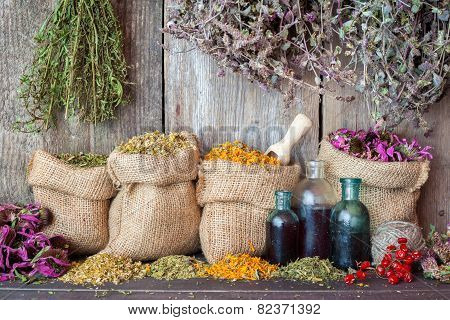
[
  {"xmin": 330, "ymin": 178, "xmax": 371, "ymax": 269},
  {"xmin": 266, "ymin": 191, "xmax": 299, "ymax": 265},
  {"xmin": 293, "ymin": 160, "xmax": 337, "ymax": 259}
]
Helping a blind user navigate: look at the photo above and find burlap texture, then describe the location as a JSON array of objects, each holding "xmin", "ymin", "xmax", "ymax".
[
  {"xmin": 198, "ymin": 160, "xmax": 301, "ymax": 263},
  {"xmin": 318, "ymin": 139, "xmax": 430, "ymax": 231},
  {"xmin": 104, "ymin": 138, "xmax": 201, "ymax": 261},
  {"xmin": 27, "ymin": 150, "xmax": 115, "ymax": 255}
]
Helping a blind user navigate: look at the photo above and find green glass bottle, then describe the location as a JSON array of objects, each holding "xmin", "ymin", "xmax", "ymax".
[
  {"xmin": 330, "ymin": 178, "xmax": 371, "ymax": 269},
  {"xmin": 266, "ymin": 191, "xmax": 299, "ymax": 265}
]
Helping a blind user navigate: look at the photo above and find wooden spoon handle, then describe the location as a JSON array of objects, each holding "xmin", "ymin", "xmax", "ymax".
[{"xmin": 280, "ymin": 113, "xmax": 312, "ymax": 149}]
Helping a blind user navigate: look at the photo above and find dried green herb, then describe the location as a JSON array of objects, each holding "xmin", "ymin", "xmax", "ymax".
[
  {"xmin": 164, "ymin": 0, "xmax": 355, "ymax": 104},
  {"xmin": 56, "ymin": 152, "xmax": 107, "ymax": 168},
  {"xmin": 59, "ymin": 253, "xmax": 150, "ymax": 286},
  {"xmin": 16, "ymin": 0, "xmax": 128, "ymax": 133},
  {"xmin": 274, "ymin": 257, "xmax": 344, "ymax": 284},
  {"xmin": 148, "ymin": 255, "xmax": 205, "ymax": 280},
  {"xmin": 117, "ymin": 131, "xmax": 194, "ymax": 156},
  {"xmin": 335, "ymin": 0, "xmax": 449, "ymax": 134}
]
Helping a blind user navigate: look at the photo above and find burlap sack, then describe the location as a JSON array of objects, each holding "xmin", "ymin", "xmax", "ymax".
[
  {"xmin": 27, "ymin": 150, "xmax": 116, "ymax": 255},
  {"xmin": 104, "ymin": 138, "xmax": 201, "ymax": 261},
  {"xmin": 318, "ymin": 139, "xmax": 430, "ymax": 231},
  {"xmin": 198, "ymin": 160, "xmax": 301, "ymax": 263}
]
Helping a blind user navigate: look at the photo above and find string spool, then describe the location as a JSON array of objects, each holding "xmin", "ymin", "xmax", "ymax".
[{"xmin": 371, "ymin": 221, "xmax": 426, "ymax": 264}]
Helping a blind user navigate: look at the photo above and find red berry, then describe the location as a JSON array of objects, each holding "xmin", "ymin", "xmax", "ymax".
[
  {"xmin": 376, "ymin": 265, "xmax": 386, "ymax": 276},
  {"xmin": 388, "ymin": 274, "xmax": 399, "ymax": 285},
  {"xmin": 344, "ymin": 274, "xmax": 355, "ymax": 285},
  {"xmin": 386, "ymin": 244, "xmax": 396, "ymax": 251},
  {"xmin": 386, "ymin": 269, "xmax": 395, "ymax": 278},
  {"xmin": 397, "ymin": 237, "xmax": 408, "ymax": 244},
  {"xmin": 356, "ymin": 270, "xmax": 367, "ymax": 280},
  {"xmin": 381, "ymin": 259, "xmax": 390, "ymax": 268},
  {"xmin": 360, "ymin": 261, "xmax": 371, "ymax": 270},
  {"xmin": 400, "ymin": 243, "xmax": 409, "ymax": 252},
  {"xmin": 392, "ymin": 261, "xmax": 402, "ymax": 270},
  {"xmin": 403, "ymin": 273, "xmax": 413, "ymax": 283},
  {"xmin": 404, "ymin": 255, "xmax": 414, "ymax": 265},
  {"xmin": 412, "ymin": 251, "xmax": 422, "ymax": 261},
  {"xmin": 396, "ymin": 250, "xmax": 406, "ymax": 259},
  {"xmin": 402, "ymin": 264, "xmax": 412, "ymax": 273}
]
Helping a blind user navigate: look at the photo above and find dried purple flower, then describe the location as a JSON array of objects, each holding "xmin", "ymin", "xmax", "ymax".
[
  {"xmin": 0, "ymin": 203, "xmax": 69, "ymax": 283},
  {"xmin": 304, "ymin": 12, "xmax": 317, "ymax": 23},
  {"xmin": 328, "ymin": 127, "xmax": 432, "ymax": 162}
]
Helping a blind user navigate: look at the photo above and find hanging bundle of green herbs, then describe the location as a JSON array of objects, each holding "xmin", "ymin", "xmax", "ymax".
[
  {"xmin": 332, "ymin": 0, "xmax": 449, "ymax": 134},
  {"xmin": 17, "ymin": 0, "xmax": 128, "ymax": 133},
  {"xmin": 163, "ymin": 0, "xmax": 356, "ymax": 103}
]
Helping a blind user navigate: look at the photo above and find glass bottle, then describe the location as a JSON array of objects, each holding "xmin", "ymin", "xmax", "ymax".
[
  {"xmin": 330, "ymin": 178, "xmax": 371, "ymax": 269},
  {"xmin": 266, "ymin": 191, "xmax": 299, "ymax": 265},
  {"xmin": 292, "ymin": 160, "xmax": 338, "ymax": 259}
]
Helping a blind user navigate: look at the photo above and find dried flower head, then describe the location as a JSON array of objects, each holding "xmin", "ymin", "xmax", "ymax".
[
  {"xmin": 117, "ymin": 131, "xmax": 194, "ymax": 156},
  {"xmin": 205, "ymin": 140, "xmax": 281, "ymax": 165}
]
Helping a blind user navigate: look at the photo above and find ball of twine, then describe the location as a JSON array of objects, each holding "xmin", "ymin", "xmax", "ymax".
[{"xmin": 371, "ymin": 221, "xmax": 426, "ymax": 264}]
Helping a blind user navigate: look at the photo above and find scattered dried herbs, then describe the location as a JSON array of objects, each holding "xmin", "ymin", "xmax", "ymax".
[
  {"xmin": 274, "ymin": 257, "xmax": 344, "ymax": 284},
  {"xmin": 329, "ymin": 127, "xmax": 433, "ymax": 162},
  {"xmin": 203, "ymin": 253, "xmax": 278, "ymax": 280},
  {"xmin": 0, "ymin": 203, "xmax": 70, "ymax": 282},
  {"xmin": 205, "ymin": 141, "xmax": 281, "ymax": 165},
  {"xmin": 56, "ymin": 152, "xmax": 108, "ymax": 168},
  {"xmin": 59, "ymin": 253, "xmax": 150, "ymax": 286},
  {"xmin": 16, "ymin": 0, "xmax": 128, "ymax": 133},
  {"xmin": 421, "ymin": 225, "xmax": 450, "ymax": 283},
  {"xmin": 148, "ymin": 255, "xmax": 205, "ymax": 280},
  {"xmin": 117, "ymin": 131, "xmax": 194, "ymax": 156}
]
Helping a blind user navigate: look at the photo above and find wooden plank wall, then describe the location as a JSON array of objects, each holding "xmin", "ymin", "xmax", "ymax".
[{"xmin": 0, "ymin": 0, "xmax": 448, "ymax": 233}]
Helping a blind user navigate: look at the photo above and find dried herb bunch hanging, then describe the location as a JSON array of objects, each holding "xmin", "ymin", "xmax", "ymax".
[
  {"xmin": 334, "ymin": 0, "xmax": 449, "ymax": 133},
  {"xmin": 17, "ymin": 0, "xmax": 128, "ymax": 133},
  {"xmin": 164, "ymin": 0, "xmax": 355, "ymax": 102}
]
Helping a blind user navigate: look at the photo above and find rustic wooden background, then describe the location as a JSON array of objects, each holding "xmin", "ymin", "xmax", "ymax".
[{"xmin": 0, "ymin": 0, "xmax": 448, "ymax": 233}]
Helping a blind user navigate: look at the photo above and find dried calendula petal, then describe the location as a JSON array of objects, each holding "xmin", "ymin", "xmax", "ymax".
[
  {"xmin": 59, "ymin": 253, "xmax": 149, "ymax": 286},
  {"xmin": 116, "ymin": 131, "xmax": 194, "ymax": 156},
  {"xmin": 56, "ymin": 152, "xmax": 107, "ymax": 168},
  {"xmin": 205, "ymin": 141, "xmax": 280, "ymax": 166},
  {"xmin": 203, "ymin": 253, "xmax": 278, "ymax": 280}
]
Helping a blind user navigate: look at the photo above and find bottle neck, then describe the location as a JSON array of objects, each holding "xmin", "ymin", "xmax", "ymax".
[
  {"xmin": 341, "ymin": 183, "xmax": 360, "ymax": 201},
  {"xmin": 306, "ymin": 164, "xmax": 324, "ymax": 179},
  {"xmin": 275, "ymin": 194, "xmax": 292, "ymax": 210}
]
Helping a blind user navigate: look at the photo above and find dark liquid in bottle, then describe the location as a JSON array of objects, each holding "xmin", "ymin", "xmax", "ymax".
[
  {"xmin": 331, "ymin": 230, "xmax": 371, "ymax": 269},
  {"xmin": 296, "ymin": 205, "xmax": 332, "ymax": 259},
  {"xmin": 266, "ymin": 212, "xmax": 299, "ymax": 265}
]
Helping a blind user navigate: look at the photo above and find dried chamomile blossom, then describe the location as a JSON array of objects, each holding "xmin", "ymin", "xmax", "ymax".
[
  {"xmin": 117, "ymin": 131, "xmax": 194, "ymax": 156},
  {"xmin": 59, "ymin": 253, "xmax": 150, "ymax": 286}
]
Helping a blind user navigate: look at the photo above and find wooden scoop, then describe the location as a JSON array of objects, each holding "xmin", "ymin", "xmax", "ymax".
[{"xmin": 265, "ymin": 113, "xmax": 312, "ymax": 165}]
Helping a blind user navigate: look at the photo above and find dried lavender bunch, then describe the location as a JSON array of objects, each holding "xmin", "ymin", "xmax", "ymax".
[
  {"xmin": 335, "ymin": 0, "xmax": 450, "ymax": 134},
  {"xmin": 164, "ymin": 0, "xmax": 356, "ymax": 103}
]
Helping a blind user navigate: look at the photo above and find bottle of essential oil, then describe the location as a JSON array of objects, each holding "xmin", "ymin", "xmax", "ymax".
[
  {"xmin": 330, "ymin": 178, "xmax": 371, "ymax": 269},
  {"xmin": 266, "ymin": 191, "xmax": 299, "ymax": 265},
  {"xmin": 293, "ymin": 160, "xmax": 337, "ymax": 259}
]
